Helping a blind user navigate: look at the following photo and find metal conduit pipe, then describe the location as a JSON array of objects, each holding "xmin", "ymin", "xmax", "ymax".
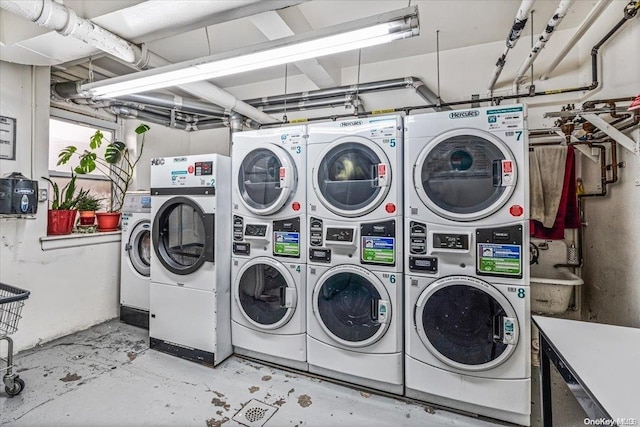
[
  {"xmin": 488, "ymin": 0, "xmax": 536, "ymax": 90},
  {"xmin": 514, "ymin": 0, "xmax": 576, "ymax": 86},
  {"xmin": 107, "ymin": 105, "xmax": 226, "ymax": 132},
  {"xmin": 540, "ymin": 0, "xmax": 614, "ymax": 80},
  {"xmin": 258, "ymin": 95, "xmax": 358, "ymax": 114},
  {"xmin": 114, "ymin": 92, "xmax": 226, "ymax": 117},
  {"xmin": 1, "ymin": 0, "xmax": 276, "ymax": 124}
]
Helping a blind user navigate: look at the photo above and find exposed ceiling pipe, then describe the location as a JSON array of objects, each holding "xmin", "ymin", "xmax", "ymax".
[
  {"xmin": 488, "ymin": 0, "xmax": 536, "ymax": 90},
  {"xmin": 1, "ymin": 0, "xmax": 277, "ymax": 124},
  {"xmin": 243, "ymin": 77, "xmax": 447, "ymax": 111},
  {"xmin": 107, "ymin": 106, "xmax": 226, "ymax": 132},
  {"xmin": 258, "ymin": 95, "xmax": 358, "ymax": 113},
  {"xmin": 513, "ymin": 0, "xmax": 576, "ymax": 86},
  {"xmin": 540, "ymin": 0, "xmax": 613, "ymax": 80},
  {"xmin": 114, "ymin": 92, "xmax": 225, "ymax": 117}
]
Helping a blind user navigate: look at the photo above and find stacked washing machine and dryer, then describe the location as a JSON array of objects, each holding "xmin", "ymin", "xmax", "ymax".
[
  {"xmin": 230, "ymin": 126, "xmax": 308, "ymax": 370},
  {"xmin": 306, "ymin": 115, "xmax": 404, "ymax": 394},
  {"xmin": 404, "ymin": 105, "xmax": 531, "ymax": 425}
]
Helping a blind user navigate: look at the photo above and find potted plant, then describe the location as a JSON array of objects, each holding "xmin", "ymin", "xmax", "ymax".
[
  {"xmin": 42, "ymin": 174, "xmax": 86, "ymax": 235},
  {"xmin": 75, "ymin": 192, "xmax": 103, "ymax": 226},
  {"xmin": 57, "ymin": 123, "xmax": 150, "ymax": 231}
]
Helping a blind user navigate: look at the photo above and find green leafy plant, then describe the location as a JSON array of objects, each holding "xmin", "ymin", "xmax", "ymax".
[
  {"xmin": 57, "ymin": 123, "xmax": 151, "ymax": 212},
  {"xmin": 75, "ymin": 192, "xmax": 103, "ymax": 212},
  {"xmin": 42, "ymin": 173, "xmax": 87, "ymax": 210}
]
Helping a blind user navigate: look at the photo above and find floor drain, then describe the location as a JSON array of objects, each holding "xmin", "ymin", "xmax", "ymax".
[{"xmin": 232, "ymin": 399, "xmax": 278, "ymax": 427}]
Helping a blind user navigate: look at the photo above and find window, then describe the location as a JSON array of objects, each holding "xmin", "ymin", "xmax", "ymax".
[{"xmin": 48, "ymin": 111, "xmax": 121, "ymax": 210}]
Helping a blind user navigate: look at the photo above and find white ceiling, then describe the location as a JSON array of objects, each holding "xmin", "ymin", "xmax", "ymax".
[{"xmin": 0, "ymin": 0, "xmax": 609, "ymax": 93}]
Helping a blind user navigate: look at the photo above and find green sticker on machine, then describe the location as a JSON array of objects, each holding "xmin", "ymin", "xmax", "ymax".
[
  {"xmin": 361, "ymin": 237, "xmax": 395, "ymax": 264},
  {"xmin": 478, "ymin": 244, "xmax": 521, "ymax": 275},
  {"xmin": 274, "ymin": 232, "xmax": 299, "ymax": 256}
]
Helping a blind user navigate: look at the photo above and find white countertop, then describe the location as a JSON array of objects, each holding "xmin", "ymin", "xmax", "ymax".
[{"xmin": 533, "ymin": 315, "xmax": 640, "ymax": 420}]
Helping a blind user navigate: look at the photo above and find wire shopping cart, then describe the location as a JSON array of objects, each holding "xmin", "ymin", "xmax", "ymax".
[{"xmin": 1, "ymin": 283, "xmax": 30, "ymax": 397}]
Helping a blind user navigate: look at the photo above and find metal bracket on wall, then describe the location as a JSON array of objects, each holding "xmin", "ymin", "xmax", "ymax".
[
  {"xmin": 580, "ymin": 113, "xmax": 638, "ymax": 156},
  {"xmin": 554, "ymin": 130, "xmax": 600, "ymax": 163}
]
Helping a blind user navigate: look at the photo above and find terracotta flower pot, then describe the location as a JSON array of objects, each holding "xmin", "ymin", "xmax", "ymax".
[
  {"xmin": 78, "ymin": 210, "xmax": 96, "ymax": 226},
  {"xmin": 47, "ymin": 210, "xmax": 77, "ymax": 235},
  {"xmin": 96, "ymin": 212, "xmax": 122, "ymax": 232}
]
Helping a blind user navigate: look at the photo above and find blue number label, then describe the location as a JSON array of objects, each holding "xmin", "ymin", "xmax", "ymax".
[
  {"xmin": 389, "ymin": 274, "xmax": 396, "ymax": 284},
  {"xmin": 515, "ymin": 131, "xmax": 523, "ymax": 141}
]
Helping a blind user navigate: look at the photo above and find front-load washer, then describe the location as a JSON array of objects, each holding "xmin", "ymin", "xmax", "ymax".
[
  {"xmin": 232, "ymin": 126, "xmax": 307, "ymax": 260},
  {"xmin": 120, "ymin": 191, "xmax": 151, "ymax": 329},
  {"xmin": 405, "ymin": 105, "xmax": 528, "ymax": 226},
  {"xmin": 307, "ymin": 263, "xmax": 403, "ymax": 394},
  {"xmin": 405, "ymin": 274, "xmax": 531, "ymax": 426},
  {"xmin": 149, "ymin": 154, "xmax": 231, "ymax": 366},
  {"xmin": 231, "ymin": 256, "xmax": 306, "ymax": 370},
  {"xmin": 307, "ymin": 115, "xmax": 402, "ymax": 221}
]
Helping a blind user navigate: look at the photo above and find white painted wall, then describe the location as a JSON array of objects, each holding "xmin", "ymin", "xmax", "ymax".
[{"xmin": 0, "ymin": 62, "xmax": 120, "ymax": 353}]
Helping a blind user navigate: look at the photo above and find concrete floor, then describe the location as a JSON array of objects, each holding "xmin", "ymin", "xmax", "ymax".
[{"xmin": 1, "ymin": 320, "xmax": 586, "ymax": 427}]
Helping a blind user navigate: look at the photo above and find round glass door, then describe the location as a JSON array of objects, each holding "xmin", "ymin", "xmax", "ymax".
[
  {"xmin": 238, "ymin": 147, "xmax": 296, "ymax": 216},
  {"xmin": 128, "ymin": 220, "xmax": 151, "ymax": 277},
  {"xmin": 235, "ymin": 258, "xmax": 296, "ymax": 330},
  {"xmin": 313, "ymin": 137, "xmax": 391, "ymax": 218},
  {"xmin": 153, "ymin": 197, "xmax": 211, "ymax": 275},
  {"xmin": 313, "ymin": 266, "xmax": 391, "ymax": 348},
  {"xmin": 414, "ymin": 129, "xmax": 517, "ymax": 221},
  {"xmin": 415, "ymin": 276, "xmax": 519, "ymax": 371}
]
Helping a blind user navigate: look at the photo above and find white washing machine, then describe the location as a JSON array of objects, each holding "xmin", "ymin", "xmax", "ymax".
[
  {"xmin": 404, "ymin": 221, "xmax": 530, "ymax": 426},
  {"xmin": 404, "ymin": 105, "xmax": 528, "ymax": 227},
  {"xmin": 120, "ymin": 191, "xmax": 151, "ymax": 329},
  {"xmin": 307, "ymin": 263, "xmax": 403, "ymax": 394},
  {"xmin": 149, "ymin": 154, "xmax": 231, "ymax": 366},
  {"xmin": 231, "ymin": 126, "xmax": 307, "ymax": 259},
  {"xmin": 307, "ymin": 115, "xmax": 403, "ymax": 221},
  {"xmin": 231, "ymin": 256, "xmax": 306, "ymax": 370}
]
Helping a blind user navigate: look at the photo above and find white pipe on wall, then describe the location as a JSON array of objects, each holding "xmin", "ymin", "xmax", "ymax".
[
  {"xmin": 0, "ymin": 0, "xmax": 277, "ymax": 124},
  {"xmin": 488, "ymin": 0, "xmax": 536, "ymax": 90},
  {"xmin": 513, "ymin": 0, "xmax": 576, "ymax": 85},
  {"xmin": 540, "ymin": 0, "xmax": 614, "ymax": 80}
]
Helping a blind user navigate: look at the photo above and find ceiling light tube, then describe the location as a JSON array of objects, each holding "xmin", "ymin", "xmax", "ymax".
[{"xmin": 83, "ymin": 6, "xmax": 419, "ymax": 99}]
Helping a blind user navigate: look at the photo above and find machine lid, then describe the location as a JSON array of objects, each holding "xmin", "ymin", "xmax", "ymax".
[
  {"xmin": 413, "ymin": 129, "xmax": 517, "ymax": 221},
  {"xmin": 313, "ymin": 265, "xmax": 391, "ymax": 348},
  {"xmin": 237, "ymin": 146, "xmax": 296, "ymax": 216},
  {"xmin": 234, "ymin": 257, "xmax": 297, "ymax": 330},
  {"xmin": 415, "ymin": 276, "xmax": 519, "ymax": 371},
  {"xmin": 152, "ymin": 197, "xmax": 214, "ymax": 275},
  {"xmin": 127, "ymin": 220, "xmax": 151, "ymax": 277},
  {"xmin": 313, "ymin": 136, "xmax": 391, "ymax": 218}
]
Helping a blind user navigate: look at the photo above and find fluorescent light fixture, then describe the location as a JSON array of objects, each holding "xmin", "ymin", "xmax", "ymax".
[{"xmin": 83, "ymin": 6, "xmax": 419, "ymax": 98}]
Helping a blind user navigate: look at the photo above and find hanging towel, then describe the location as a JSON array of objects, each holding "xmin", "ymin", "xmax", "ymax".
[
  {"xmin": 531, "ymin": 146, "xmax": 580, "ymax": 239},
  {"xmin": 529, "ymin": 145, "xmax": 568, "ymax": 228}
]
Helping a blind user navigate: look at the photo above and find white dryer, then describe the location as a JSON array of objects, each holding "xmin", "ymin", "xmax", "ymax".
[
  {"xmin": 149, "ymin": 154, "xmax": 231, "ymax": 366},
  {"xmin": 404, "ymin": 105, "xmax": 528, "ymax": 226},
  {"xmin": 231, "ymin": 256, "xmax": 306, "ymax": 370},
  {"xmin": 231, "ymin": 126, "xmax": 306, "ymax": 259},
  {"xmin": 120, "ymin": 191, "xmax": 151, "ymax": 329},
  {"xmin": 405, "ymin": 274, "xmax": 531, "ymax": 426},
  {"xmin": 307, "ymin": 264, "xmax": 403, "ymax": 394},
  {"xmin": 307, "ymin": 115, "xmax": 402, "ymax": 220}
]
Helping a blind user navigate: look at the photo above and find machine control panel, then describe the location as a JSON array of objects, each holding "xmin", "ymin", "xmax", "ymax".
[
  {"xmin": 233, "ymin": 215, "xmax": 243, "ymax": 241},
  {"xmin": 273, "ymin": 217, "xmax": 300, "ymax": 258},
  {"xmin": 409, "ymin": 221, "xmax": 427, "ymax": 255},
  {"xmin": 361, "ymin": 219, "xmax": 396, "ymax": 266},
  {"xmin": 233, "ymin": 242, "xmax": 250, "ymax": 256},
  {"xmin": 309, "ymin": 248, "xmax": 331, "ymax": 263},
  {"xmin": 476, "ymin": 224, "xmax": 523, "ymax": 278},
  {"xmin": 309, "ymin": 217, "xmax": 323, "ymax": 247},
  {"xmin": 325, "ymin": 227, "xmax": 354, "ymax": 243},
  {"xmin": 433, "ymin": 233, "xmax": 469, "ymax": 250},
  {"xmin": 409, "ymin": 256, "xmax": 438, "ymax": 273},
  {"xmin": 194, "ymin": 161, "xmax": 213, "ymax": 176},
  {"xmin": 245, "ymin": 223, "xmax": 268, "ymax": 237}
]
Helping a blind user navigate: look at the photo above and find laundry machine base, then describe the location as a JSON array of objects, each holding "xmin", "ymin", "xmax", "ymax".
[
  {"xmin": 307, "ymin": 336, "xmax": 403, "ymax": 395},
  {"xmin": 119, "ymin": 305, "xmax": 149, "ymax": 329},
  {"xmin": 405, "ymin": 356, "xmax": 531, "ymax": 426},
  {"xmin": 232, "ymin": 321, "xmax": 307, "ymax": 370}
]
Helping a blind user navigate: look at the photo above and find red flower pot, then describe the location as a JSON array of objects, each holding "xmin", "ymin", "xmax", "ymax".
[
  {"xmin": 47, "ymin": 210, "xmax": 77, "ymax": 235},
  {"xmin": 96, "ymin": 212, "xmax": 121, "ymax": 232},
  {"xmin": 78, "ymin": 210, "xmax": 96, "ymax": 226}
]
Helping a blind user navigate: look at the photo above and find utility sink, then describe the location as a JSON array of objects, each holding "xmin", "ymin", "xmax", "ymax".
[{"xmin": 530, "ymin": 261, "xmax": 583, "ymax": 314}]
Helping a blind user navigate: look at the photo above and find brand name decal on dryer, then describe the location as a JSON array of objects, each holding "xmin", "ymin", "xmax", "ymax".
[
  {"xmin": 449, "ymin": 111, "xmax": 479, "ymax": 119},
  {"xmin": 340, "ymin": 120, "xmax": 363, "ymax": 127},
  {"xmin": 173, "ymin": 157, "xmax": 187, "ymax": 162},
  {"xmin": 151, "ymin": 158, "xmax": 165, "ymax": 166}
]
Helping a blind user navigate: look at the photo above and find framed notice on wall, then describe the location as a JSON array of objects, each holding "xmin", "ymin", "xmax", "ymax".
[{"xmin": 0, "ymin": 116, "xmax": 17, "ymax": 160}]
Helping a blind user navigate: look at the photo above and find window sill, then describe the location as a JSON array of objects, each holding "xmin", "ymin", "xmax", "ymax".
[{"xmin": 40, "ymin": 231, "xmax": 121, "ymax": 251}]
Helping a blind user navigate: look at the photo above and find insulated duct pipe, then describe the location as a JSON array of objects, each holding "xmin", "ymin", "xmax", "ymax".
[
  {"xmin": 1, "ymin": 0, "xmax": 277, "ymax": 124},
  {"xmin": 488, "ymin": 0, "xmax": 536, "ymax": 90},
  {"xmin": 243, "ymin": 77, "xmax": 449, "ymax": 111},
  {"xmin": 513, "ymin": 0, "xmax": 576, "ymax": 85},
  {"xmin": 107, "ymin": 106, "xmax": 226, "ymax": 132},
  {"xmin": 258, "ymin": 95, "xmax": 359, "ymax": 114},
  {"xmin": 540, "ymin": 0, "xmax": 614, "ymax": 80}
]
